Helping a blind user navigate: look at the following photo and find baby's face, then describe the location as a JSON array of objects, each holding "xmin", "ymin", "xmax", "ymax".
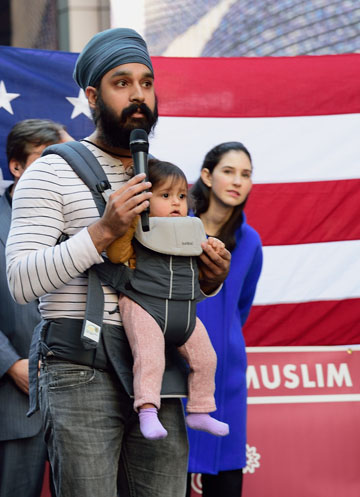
[{"xmin": 150, "ymin": 177, "xmax": 188, "ymax": 217}]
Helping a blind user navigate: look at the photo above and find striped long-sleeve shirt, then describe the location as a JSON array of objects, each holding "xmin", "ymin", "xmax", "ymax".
[{"xmin": 6, "ymin": 141, "xmax": 133, "ymax": 326}]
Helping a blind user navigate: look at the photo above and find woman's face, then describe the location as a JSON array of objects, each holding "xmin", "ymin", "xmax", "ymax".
[{"xmin": 201, "ymin": 150, "xmax": 253, "ymax": 208}]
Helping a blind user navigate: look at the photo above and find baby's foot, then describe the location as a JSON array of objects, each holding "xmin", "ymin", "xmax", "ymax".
[
  {"xmin": 139, "ymin": 408, "xmax": 168, "ymax": 440},
  {"xmin": 186, "ymin": 413, "xmax": 229, "ymax": 437}
]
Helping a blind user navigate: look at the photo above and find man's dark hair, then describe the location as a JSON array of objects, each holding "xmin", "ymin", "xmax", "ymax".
[{"xmin": 6, "ymin": 118, "xmax": 66, "ymax": 165}]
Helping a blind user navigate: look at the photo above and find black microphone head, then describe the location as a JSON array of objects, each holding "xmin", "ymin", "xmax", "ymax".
[{"xmin": 130, "ymin": 129, "xmax": 149, "ymax": 154}]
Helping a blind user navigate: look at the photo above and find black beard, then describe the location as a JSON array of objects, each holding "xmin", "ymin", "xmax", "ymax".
[{"xmin": 94, "ymin": 93, "xmax": 158, "ymax": 150}]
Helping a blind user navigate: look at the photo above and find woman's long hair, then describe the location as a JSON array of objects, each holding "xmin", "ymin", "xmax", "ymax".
[{"xmin": 190, "ymin": 142, "xmax": 252, "ymax": 252}]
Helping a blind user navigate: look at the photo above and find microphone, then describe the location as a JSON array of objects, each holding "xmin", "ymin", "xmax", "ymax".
[{"xmin": 130, "ymin": 129, "xmax": 150, "ymax": 232}]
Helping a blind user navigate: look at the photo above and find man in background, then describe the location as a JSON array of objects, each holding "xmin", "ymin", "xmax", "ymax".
[{"xmin": 0, "ymin": 119, "xmax": 72, "ymax": 497}]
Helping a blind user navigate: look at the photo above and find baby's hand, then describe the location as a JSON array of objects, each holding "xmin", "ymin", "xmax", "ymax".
[{"xmin": 206, "ymin": 237, "xmax": 225, "ymax": 254}]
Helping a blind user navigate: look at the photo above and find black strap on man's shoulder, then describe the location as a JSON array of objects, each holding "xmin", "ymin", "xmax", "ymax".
[
  {"xmin": 42, "ymin": 141, "xmax": 111, "ymax": 216},
  {"xmin": 42, "ymin": 141, "xmax": 110, "ymax": 349}
]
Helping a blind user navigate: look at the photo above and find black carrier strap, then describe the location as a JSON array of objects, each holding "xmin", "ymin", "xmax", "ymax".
[
  {"xmin": 43, "ymin": 141, "xmax": 111, "ymax": 216},
  {"xmin": 42, "ymin": 141, "xmax": 112, "ymax": 349}
]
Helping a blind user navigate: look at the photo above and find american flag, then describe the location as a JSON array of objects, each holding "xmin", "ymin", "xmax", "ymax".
[{"xmin": 1, "ymin": 46, "xmax": 360, "ymax": 347}]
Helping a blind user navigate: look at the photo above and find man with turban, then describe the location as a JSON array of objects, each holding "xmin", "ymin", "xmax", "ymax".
[{"xmin": 6, "ymin": 28, "xmax": 231, "ymax": 497}]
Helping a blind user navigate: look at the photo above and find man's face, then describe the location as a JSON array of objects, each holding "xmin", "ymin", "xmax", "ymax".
[{"xmin": 90, "ymin": 63, "xmax": 158, "ymax": 150}]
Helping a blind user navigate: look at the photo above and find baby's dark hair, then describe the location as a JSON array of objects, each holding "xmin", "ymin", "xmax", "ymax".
[{"xmin": 148, "ymin": 158, "xmax": 188, "ymax": 190}]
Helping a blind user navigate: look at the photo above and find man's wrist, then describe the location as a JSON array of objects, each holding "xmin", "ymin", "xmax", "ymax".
[
  {"xmin": 200, "ymin": 283, "xmax": 223, "ymax": 297},
  {"xmin": 87, "ymin": 221, "xmax": 117, "ymax": 254},
  {"xmin": 199, "ymin": 281, "xmax": 223, "ymax": 296}
]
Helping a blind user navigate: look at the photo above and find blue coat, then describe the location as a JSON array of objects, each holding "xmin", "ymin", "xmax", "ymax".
[{"xmin": 186, "ymin": 215, "xmax": 263, "ymax": 474}]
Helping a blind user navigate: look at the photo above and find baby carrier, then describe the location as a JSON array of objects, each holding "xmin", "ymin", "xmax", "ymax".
[{"xmin": 28, "ymin": 141, "xmax": 206, "ymax": 414}]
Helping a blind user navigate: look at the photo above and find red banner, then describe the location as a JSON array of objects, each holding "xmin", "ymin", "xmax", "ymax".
[{"xmin": 190, "ymin": 346, "xmax": 360, "ymax": 496}]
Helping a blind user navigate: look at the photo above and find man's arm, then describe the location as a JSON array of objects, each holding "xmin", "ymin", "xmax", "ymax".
[
  {"xmin": 0, "ymin": 329, "xmax": 29, "ymax": 394},
  {"xmin": 0, "ymin": 331, "xmax": 21, "ymax": 378},
  {"xmin": 6, "ymin": 158, "xmax": 151, "ymax": 304}
]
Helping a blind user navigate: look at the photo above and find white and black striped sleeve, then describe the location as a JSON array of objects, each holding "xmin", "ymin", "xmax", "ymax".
[{"xmin": 6, "ymin": 158, "xmax": 103, "ymax": 304}]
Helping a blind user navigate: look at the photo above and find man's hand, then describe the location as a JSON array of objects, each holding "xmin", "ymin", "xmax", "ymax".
[
  {"xmin": 198, "ymin": 238, "xmax": 231, "ymax": 294},
  {"xmin": 88, "ymin": 173, "xmax": 152, "ymax": 253},
  {"xmin": 7, "ymin": 359, "xmax": 29, "ymax": 395}
]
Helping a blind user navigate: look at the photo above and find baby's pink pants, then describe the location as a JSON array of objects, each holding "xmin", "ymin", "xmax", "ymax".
[{"xmin": 119, "ymin": 295, "xmax": 217, "ymax": 413}]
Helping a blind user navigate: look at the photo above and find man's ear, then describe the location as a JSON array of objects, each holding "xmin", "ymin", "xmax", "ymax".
[
  {"xmin": 85, "ymin": 86, "xmax": 97, "ymax": 108},
  {"xmin": 9, "ymin": 159, "xmax": 24, "ymax": 179},
  {"xmin": 200, "ymin": 168, "xmax": 212, "ymax": 188}
]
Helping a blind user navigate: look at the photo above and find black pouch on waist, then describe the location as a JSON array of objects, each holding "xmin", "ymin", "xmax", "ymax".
[
  {"xmin": 41, "ymin": 318, "xmax": 189, "ymax": 398},
  {"xmin": 44, "ymin": 318, "xmax": 108, "ymax": 370}
]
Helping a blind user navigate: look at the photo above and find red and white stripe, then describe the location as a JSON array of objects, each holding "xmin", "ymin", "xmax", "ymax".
[{"xmin": 150, "ymin": 54, "xmax": 360, "ymax": 346}]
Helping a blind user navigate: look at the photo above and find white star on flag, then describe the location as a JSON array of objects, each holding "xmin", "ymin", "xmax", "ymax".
[
  {"xmin": 66, "ymin": 89, "xmax": 92, "ymax": 119},
  {"xmin": 0, "ymin": 80, "xmax": 20, "ymax": 115}
]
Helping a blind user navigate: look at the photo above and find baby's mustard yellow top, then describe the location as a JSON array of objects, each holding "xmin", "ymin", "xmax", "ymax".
[{"xmin": 106, "ymin": 217, "xmax": 139, "ymax": 269}]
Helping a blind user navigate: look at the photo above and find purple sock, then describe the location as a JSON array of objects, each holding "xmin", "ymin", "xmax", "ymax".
[
  {"xmin": 138, "ymin": 408, "xmax": 168, "ymax": 440},
  {"xmin": 186, "ymin": 413, "xmax": 229, "ymax": 437}
]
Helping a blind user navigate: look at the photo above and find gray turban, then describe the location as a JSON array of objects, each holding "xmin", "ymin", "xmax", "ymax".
[{"xmin": 73, "ymin": 28, "xmax": 154, "ymax": 90}]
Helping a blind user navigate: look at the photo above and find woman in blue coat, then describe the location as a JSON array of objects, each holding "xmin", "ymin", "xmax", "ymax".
[{"xmin": 186, "ymin": 142, "xmax": 263, "ymax": 497}]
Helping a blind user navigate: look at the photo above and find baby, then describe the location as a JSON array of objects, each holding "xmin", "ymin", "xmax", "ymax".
[{"xmin": 107, "ymin": 159, "xmax": 229, "ymax": 440}]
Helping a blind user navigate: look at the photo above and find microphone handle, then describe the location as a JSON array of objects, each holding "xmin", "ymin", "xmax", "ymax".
[
  {"xmin": 133, "ymin": 151, "xmax": 150, "ymax": 232},
  {"xmin": 140, "ymin": 207, "xmax": 150, "ymax": 232},
  {"xmin": 133, "ymin": 150, "xmax": 148, "ymax": 176}
]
